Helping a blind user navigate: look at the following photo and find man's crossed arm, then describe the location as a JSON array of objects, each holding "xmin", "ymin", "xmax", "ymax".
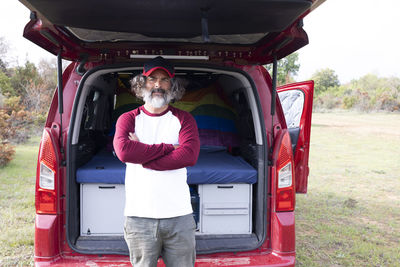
[{"xmin": 113, "ymin": 111, "xmax": 200, "ymax": 171}]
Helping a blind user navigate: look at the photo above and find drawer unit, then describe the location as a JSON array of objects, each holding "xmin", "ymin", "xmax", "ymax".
[
  {"xmin": 199, "ymin": 184, "xmax": 252, "ymax": 234},
  {"xmin": 80, "ymin": 183, "xmax": 252, "ymax": 236},
  {"xmin": 80, "ymin": 183, "xmax": 125, "ymax": 236}
]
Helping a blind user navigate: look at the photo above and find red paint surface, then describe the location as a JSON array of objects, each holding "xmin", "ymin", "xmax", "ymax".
[
  {"xmin": 271, "ymin": 212, "xmax": 296, "ymax": 253},
  {"xmin": 35, "ymin": 214, "xmax": 59, "ymax": 258},
  {"xmin": 34, "ymin": 253, "xmax": 295, "ymax": 267}
]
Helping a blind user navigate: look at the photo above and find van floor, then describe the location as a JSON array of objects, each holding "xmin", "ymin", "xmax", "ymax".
[{"xmin": 75, "ymin": 233, "xmax": 259, "ymax": 254}]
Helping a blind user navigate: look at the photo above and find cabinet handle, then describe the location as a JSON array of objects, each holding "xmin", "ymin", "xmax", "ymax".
[
  {"xmin": 98, "ymin": 186, "xmax": 116, "ymax": 189},
  {"xmin": 217, "ymin": 185, "xmax": 234, "ymax": 189}
]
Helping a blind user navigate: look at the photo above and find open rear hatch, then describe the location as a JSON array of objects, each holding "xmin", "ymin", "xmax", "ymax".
[{"xmin": 19, "ymin": 0, "xmax": 324, "ymax": 64}]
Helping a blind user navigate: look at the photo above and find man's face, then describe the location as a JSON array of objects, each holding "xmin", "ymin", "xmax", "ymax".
[{"xmin": 143, "ymin": 69, "xmax": 173, "ymax": 108}]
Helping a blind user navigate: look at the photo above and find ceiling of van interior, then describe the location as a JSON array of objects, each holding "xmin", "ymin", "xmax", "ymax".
[{"xmin": 68, "ymin": 28, "xmax": 268, "ymax": 44}]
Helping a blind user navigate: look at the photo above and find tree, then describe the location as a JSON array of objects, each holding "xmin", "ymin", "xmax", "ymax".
[
  {"xmin": 38, "ymin": 58, "xmax": 57, "ymax": 89},
  {"xmin": 0, "ymin": 59, "xmax": 7, "ymax": 74},
  {"xmin": 311, "ymin": 68, "xmax": 340, "ymax": 94},
  {"xmin": 23, "ymin": 58, "xmax": 57, "ymax": 114},
  {"xmin": 0, "ymin": 36, "xmax": 11, "ymax": 108},
  {"xmin": 0, "ymin": 36, "xmax": 9, "ymax": 73},
  {"xmin": 265, "ymin": 53, "xmax": 300, "ymax": 86},
  {"xmin": 0, "ymin": 70, "xmax": 12, "ymax": 98},
  {"xmin": 8, "ymin": 61, "xmax": 42, "ymax": 98}
]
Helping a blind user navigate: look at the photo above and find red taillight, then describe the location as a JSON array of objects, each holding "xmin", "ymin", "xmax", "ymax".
[
  {"xmin": 36, "ymin": 129, "xmax": 58, "ymax": 214},
  {"xmin": 275, "ymin": 131, "xmax": 295, "ymax": 212}
]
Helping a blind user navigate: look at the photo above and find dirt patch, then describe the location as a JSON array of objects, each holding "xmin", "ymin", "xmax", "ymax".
[
  {"xmin": 343, "ymin": 198, "xmax": 357, "ymax": 209},
  {"xmin": 358, "ymin": 217, "xmax": 397, "ymax": 233}
]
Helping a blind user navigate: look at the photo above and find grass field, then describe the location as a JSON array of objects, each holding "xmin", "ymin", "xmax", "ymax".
[
  {"xmin": 0, "ymin": 112, "xmax": 399, "ymax": 266},
  {"xmin": 296, "ymin": 112, "xmax": 400, "ymax": 266},
  {"xmin": 0, "ymin": 136, "xmax": 39, "ymax": 266}
]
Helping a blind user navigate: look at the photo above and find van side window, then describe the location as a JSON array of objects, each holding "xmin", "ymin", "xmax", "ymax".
[
  {"xmin": 278, "ymin": 90, "xmax": 304, "ymax": 129},
  {"xmin": 278, "ymin": 89, "xmax": 305, "ymax": 153}
]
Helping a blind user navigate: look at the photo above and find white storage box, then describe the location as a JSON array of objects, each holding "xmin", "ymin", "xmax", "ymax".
[
  {"xmin": 199, "ymin": 184, "xmax": 252, "ymax": 234},
  {"xmin": 80, "ymin": 183, "xmax": 125, "ymax": 236}
]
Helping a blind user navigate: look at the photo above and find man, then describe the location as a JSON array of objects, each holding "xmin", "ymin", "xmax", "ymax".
[{"xmin": 113, "ymin": 56, "xmax": 200, "ymax": 267}]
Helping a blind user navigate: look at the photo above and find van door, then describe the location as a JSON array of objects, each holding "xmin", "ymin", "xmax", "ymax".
[
  {"xmin": 277, "ymin": 81, "xmax": 314, "ymax": 193},
  {"xmin": 19, "ymin": 0, "xmax": 326, "ymax": 64}
]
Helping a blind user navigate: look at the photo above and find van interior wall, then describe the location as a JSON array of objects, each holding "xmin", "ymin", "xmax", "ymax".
[
  {"xmin": 68, "ymin": 68, "xmax": 266, "ymax": 253},
  {"xmin": 67, "ymin": 73, "xmax": 117, "ymax": 245},
  {"xmin": 217, "ymin": 74, "xmax": 266, "ymax": 243},
  {"xmin": 76, "ymin": 74, "xmax": 116, "ymax": 167}
]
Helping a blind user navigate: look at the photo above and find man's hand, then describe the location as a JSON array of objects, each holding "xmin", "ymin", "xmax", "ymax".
[{"xmin": 128, "ymin": 132, "xmax": 139, "ymax": 141}]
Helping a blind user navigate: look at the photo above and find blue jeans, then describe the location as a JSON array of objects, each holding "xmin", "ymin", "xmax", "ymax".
[{"xmin": 124, "ymin": 214, "xmax": 196, "ymax": 267}]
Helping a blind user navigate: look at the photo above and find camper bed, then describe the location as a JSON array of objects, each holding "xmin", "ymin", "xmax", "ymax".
[{"xmin": 76, "ymin": 147, "xmax": 257, "ymax": 185}]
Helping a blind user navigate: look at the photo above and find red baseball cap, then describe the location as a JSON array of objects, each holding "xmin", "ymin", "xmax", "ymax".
[{"xmin": 142, "ymin": 56, "xmax": 175, "ymax": 78}]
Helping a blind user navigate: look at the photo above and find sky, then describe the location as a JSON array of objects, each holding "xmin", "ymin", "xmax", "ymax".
[
  {"xmin": 1, "ymin": 0, "xmax": 400, "ymax": 84},
  {"xmin": 298, "ymin": 0, "xmax": 400, "ymax": 82}
]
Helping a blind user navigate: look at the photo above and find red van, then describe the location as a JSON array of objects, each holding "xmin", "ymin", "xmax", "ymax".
[{"xmin": 21, "ymin": 0, "xmax": 323, "ymax": 265}]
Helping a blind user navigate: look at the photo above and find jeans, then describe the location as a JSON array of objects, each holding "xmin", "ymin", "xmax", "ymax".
[{"xmin": 124, "ymin": 214, "xmax": 196, "ymax": 267}]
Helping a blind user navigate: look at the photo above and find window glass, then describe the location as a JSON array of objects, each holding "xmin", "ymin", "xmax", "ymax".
[{"xmin": 278, "ymin": 90, "xmax": 304, "ymax": 129}]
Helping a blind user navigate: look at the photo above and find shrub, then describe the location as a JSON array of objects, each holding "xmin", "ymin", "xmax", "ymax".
[
  {"xmin": 351, "ymin": 89, "xmax": 371, "ymax": 112},
  {"xmin": 0, "ymin": 108, "xmax": 14, "ymax": 140},
  {"xmin": 9, "ymin": 110, "xmax": 33, "ymax": 143},
  {"xmin": 0, "ymin": 108, "xmax": 16, "ymax": 167},
  {"xmin": 0, "ymin": 141, "xmax": 15, "ymax": 167},
  {"xmin": 313, "ymin": 91, "xmax": 341, "ymax": 110},
  {"xmin": 311, "ymin": 73, "xmax": 400, "ymax": 112},
  {"xmin": 0, "ymin": 96, "xmax": 33, "ymax": 144},
  {"xmin": 370, "ymin": 88, "xmax": 400, "ymax": 112},
  {"xmin": 342, "ymin": 95, "xmax": 357, "ymax": 109}
]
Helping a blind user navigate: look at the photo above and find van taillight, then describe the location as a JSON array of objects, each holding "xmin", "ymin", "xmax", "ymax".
[
  {"xmin": 36, "ymin": 129, "xmax": 58, "ymax": 214},
  {"xmin": 275, "ymin": 131, "xmax": 295, "ymax": 212}
]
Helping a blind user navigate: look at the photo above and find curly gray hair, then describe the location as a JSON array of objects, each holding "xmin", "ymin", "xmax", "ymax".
[{"xmin": 130, "ymin": 74, "xmax": 186, "ymax": 101}]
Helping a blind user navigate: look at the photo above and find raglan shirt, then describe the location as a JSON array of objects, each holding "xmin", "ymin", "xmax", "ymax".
[{"xmin": 113, "ymin": 105, "xmax": 200, "ymax": 218}]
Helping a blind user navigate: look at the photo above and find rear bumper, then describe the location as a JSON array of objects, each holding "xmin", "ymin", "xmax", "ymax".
[
  {"xmin": 197, "ymin": 253, "xmax": 295, "ymax": 266},
  {"xmin": 35, "ymin": 211, "xmax": 296, "ymax": 266},
  {"xmin": 35, "ymin": 253, "xmax": 295, "ymax": 267}
]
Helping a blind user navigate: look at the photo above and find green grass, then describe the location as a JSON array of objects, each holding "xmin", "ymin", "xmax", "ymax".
[
  {"xmin": 1, "ymin": 112, "xmax": 400, "ymax": 266},
  {"xmin": 296, "ymin": 112, "xmax": 400, "ymax": 266},
  {"xmin": 0, "ymin": 136, "xmax": 40, "ymax": 267}
]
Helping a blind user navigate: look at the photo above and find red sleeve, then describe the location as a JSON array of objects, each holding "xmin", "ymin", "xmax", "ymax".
[
  {"xmin": 113, "ymin": 110, "xmax": 175, "ymax": 164},
  {"xmin": 142, "ymin": 110, "xmax": 200, "ymax": 170}
]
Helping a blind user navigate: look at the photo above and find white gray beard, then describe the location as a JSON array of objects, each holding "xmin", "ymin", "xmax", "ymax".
[{"xmin": 143, "ymin": 90, "xmax": 172, "ymax": 109}]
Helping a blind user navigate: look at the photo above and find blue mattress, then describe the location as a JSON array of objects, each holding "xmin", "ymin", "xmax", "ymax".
[{"xmin": 76, "ymin": 147, "xmax": 257, "ymax": 184}]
